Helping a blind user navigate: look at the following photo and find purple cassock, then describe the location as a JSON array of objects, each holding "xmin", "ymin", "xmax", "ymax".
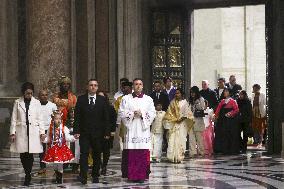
[
  {"xmin": 118, "ymin": 92, "xmax": 156, "ymax": 182},
  {"xmin": 121, "ymin": 149, "xmax": 150, "ymax": 180}
]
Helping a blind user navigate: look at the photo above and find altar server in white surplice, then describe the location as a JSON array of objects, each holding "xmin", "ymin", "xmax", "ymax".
[{"xmin": 119, "ymin": 78, "xmax": 156, "ymax": 182}]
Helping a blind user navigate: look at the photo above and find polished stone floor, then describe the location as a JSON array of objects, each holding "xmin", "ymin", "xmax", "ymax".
[{"xmin": 0, "ymin": 147, "xmax": 284, "ymax": 189}]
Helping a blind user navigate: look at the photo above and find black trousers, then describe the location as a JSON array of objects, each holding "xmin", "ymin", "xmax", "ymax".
[
  {"xmin": 102, "ymin": 136, "xmax": 114, "ymax": 167},
  {"xmin": 20, "ymin": 153, "xmax": 34, "ymax": 175},
  {"xmin": 39, "ymin": 143, "xmax": 47, "ymax": 169},
  {"xmin": 239, "ymin": 122, "xmax": 249, "ymax": 152},
  {"xmin": 79, "ymin": 134, "xmax": 103, "ymax": 178}
]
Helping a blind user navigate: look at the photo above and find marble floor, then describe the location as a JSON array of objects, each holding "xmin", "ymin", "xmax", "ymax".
[{"xmin": 0, "ymin": 147, "xmax": 284, "ymax": 189}]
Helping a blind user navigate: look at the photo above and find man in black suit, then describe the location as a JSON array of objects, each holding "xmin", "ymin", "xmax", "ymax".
[
  {"xmin": 150, "ymin": 80, "xmax": 170, "ymax": 111},
  {"xmin": 200, "ymin": 80, "xmax": 218, "ymax": 110},
  {"xmin": 73, "ymin": 79, "xmax": 110, "ymax": 184},
  {"xmin": 225, "ymin": 75, "xmax": 242, "ymax": 99},
  {"xmin": 214, "ymin": 77, "xmax": 227, "ymax": 103}
]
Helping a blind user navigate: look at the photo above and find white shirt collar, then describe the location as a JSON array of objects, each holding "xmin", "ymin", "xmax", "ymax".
[
  {"xmin": 166, "ymin": 86, "xmax": 174, "ymax": 94},
  {"xmin": 88, "ymin": 94, "xmax": 96, "ymax": 99}
]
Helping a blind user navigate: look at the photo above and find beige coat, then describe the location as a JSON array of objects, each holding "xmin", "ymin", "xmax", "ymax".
[
  {"xmin": 10, "ymin": 97, "xmax": 44, "ymax": 153},
  {"xmin": 251, "ymin": 93, "xmax": 266, "ymax": 118}
]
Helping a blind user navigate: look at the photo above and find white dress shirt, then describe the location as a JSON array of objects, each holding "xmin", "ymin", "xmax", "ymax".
[
  {"xmin": 40, "ymin": 101, "xmax": 57, "ymax": 130},
  {"xmin": 88, "ymin": 94, "xmax": 96, "ymax": 105}
]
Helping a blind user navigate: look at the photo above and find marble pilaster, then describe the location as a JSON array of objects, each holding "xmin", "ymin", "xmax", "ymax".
[
  {"xmin": 26, "ymin": 0, "xmax": 71, "ymax": 94},
  {"xmin": 282, "ymin": 122, "xmax": 284, "ymax": 158},
  {"xmin": 117, "ymin": 0, "xmax": 143, "ymax": 84},
  {"xmin": 267, "ymin": 0, "xmax": 284, "ymax": 155},
  {"xmin": 0, "ymin": 0, "xmax": 20, "ymax": 97},
  {"xmin": 95, "ymin": 0, "xmax": 109, "ymax": 92}
]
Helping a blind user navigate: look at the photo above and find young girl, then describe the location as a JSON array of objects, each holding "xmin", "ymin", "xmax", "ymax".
[
  {"xmin": 202, "ymin": 100, "xmax": 214, "ymax": 157},
  {"xmin": 42, "ymin": 110, "xmax": 77, "ymax": 184}
]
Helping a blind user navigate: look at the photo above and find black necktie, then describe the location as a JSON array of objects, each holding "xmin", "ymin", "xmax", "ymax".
[
  {"xmin": 90, "ymin": 97, "xmax": 95, "ymax": 105},
  {"xmin": 156, "ymin": 93, "xmax": 160, "ymax": 99}
]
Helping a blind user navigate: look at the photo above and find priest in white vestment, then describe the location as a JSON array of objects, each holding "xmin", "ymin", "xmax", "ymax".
[{"xmin": 119, "ymin": 78, "xmax": 156, "ymax": 182}]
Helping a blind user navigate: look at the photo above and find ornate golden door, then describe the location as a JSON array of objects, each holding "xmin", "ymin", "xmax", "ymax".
[{"xmin": 151, "ymin": 10, "xmax": 186, "ymax": 89}]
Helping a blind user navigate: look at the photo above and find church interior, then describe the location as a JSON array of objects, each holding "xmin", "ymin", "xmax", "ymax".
[{"xmin": 0, "ymin": 0, "xmax": 284, "ymax": 188}]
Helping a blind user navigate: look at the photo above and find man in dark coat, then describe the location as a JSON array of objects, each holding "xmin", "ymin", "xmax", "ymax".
[
  {"xmin": 214, "ymin": 77, "xmax": 227, "ymax": 103},
  {"xmin": 150, "ymin": 80, "xmax": 170, "ymax": 111},
  {"xmin": 200, "ymin": 80, "xmax": 218, "ymax": 110},
  {"xmin": 73, "ymin": 79, "xmax": 110, "ymax": 184},
  {"xmin": 225, "ymin": 75, "xmax": 242, "ymax": 99}
]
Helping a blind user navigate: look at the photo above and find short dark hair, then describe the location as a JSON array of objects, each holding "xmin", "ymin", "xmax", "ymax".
[
  {"xmin": 239, "ymin": 90, "xmax": 249, "ymax": 99},
  {"xmin": 223, "ymin": 88, "xmax": 231, "ymax": 94},
  {"xmin": 97, "ymin": 90, "xmax": 110, "ymax": 104},
  {"xmin": 154, "ymin": 80, "xmax": 162, "ymax": 85},
  {"xmin": 218, "ymin": 77, "xmax": 226, "ymax": 83},
  {"xmin": 253, "ymin": 84, "xmax": 261, "ymax": 89},
  {"xmin": 155, "ymin": 102, "xmax": 163, "ymax": 106},
  {"xmin": 176, "ymin": 88, "xmax": 184, "ymax": 96},
  {"xmin": 163, "ymin": 77, "xmax": 172, "ymax": 84},
  {"xmin": 21, "ymin": 82, "xmax": 34, "ymax": 94},
  {"xmin": 120, "ymin": 78, "xmax": 129, "ymax": 83},
  {"xmin": 87, "ymin": 78, "xmax": 98, "ymax": 84},
  {"xmin": 229, "ymin": 75, "xmax": 236, "ymax": 79},
  {"xmin": 133, "ymin": 78, "xmax": 143, "ymax": 83},
  {"xmin": 122, "ymin": 81, "xmax": 133, "ymax": 87}
]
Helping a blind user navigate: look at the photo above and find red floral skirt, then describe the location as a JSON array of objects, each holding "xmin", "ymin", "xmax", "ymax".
[{"xmin": 42, "ymin": 143, "xmax": 74, "ymax": 163}]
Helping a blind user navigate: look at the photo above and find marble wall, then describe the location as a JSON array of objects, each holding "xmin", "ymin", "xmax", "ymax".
[{"xmin": 191, "ymin": 5, "xmax": 266, "ymax": 94}]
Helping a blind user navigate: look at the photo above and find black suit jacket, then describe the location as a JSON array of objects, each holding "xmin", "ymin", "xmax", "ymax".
[
  {"xmin": 225, "ymin": 83, "xmax": 242, "ymax": 99},
  {"xmin": 73, "ymin": 94, "xmax": 110, "ymax": 138},
  {"xmin": 108, "ymin": 104, "xmax": 117, "ymax": 133},
  {"xmin": 214, "ymin": 87, "xmax": 226, "ymax": 103},
  {"xmin": 200, "ymin": 88, "xmax": 218, "ymax": 110},
  {"xmin": 237, "ymin": 98, "xmax": 252, "ymax": 123},
  {"xmin": 150, "ymin": 91, "xmax": 170, "ymax": 111}
]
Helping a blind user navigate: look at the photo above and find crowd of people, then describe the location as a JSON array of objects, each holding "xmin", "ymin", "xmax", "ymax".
[{"xmin": 8, "ymin": 75, "xmax": 267, "ymax": 186}]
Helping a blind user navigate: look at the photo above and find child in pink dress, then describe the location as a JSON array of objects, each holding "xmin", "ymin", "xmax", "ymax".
[{"xmin": 202, "ymin": 101, "xmax": 214, "ymax": 157}]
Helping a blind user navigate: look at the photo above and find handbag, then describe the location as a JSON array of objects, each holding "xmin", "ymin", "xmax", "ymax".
[{"xmin": 194, "ymin": 110, "xmax": 206, "ymax": 117}]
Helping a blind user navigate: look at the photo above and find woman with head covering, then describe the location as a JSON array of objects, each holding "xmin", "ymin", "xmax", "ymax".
[{"xmin": 52, "ymin": 76, "xmax": 78, "ymax": 172}]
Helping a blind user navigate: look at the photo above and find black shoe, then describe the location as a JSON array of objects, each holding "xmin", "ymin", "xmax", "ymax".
[
  {"xmin": 72, "ymin": 164, "xmax": 79, "ymax": 174},
  {"xmin": 78, "ymin": 173, "xmax": 87, "ymax": 185},
  {"xmin": 101, "ymin": 167, "xmax": 107, "ymax": 175},
  {"xmin": 24, "ymin": 174, "xmax": 31, "ymax": 186},
  {"xmin": 55, "ymin": 171, "xmax": 63, "ymax": 184},
  {"xmin": 92, "ymin": 177, "xmax": 99, "ymax": 183}
]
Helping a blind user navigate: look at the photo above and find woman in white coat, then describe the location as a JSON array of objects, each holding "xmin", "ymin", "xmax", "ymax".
[{"xmin": 9, "ymin": 82, "xmax": 45, "ymax": 186}]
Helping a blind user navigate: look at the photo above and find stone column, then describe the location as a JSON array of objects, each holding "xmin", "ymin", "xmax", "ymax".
[
  {"xmin": 95, "ymin": 0, "xmax": 109, "ymax": 92},
  {"xmin": 282, "ymin": 122, "xmax": 284, "ymax": 158},
  {"xmin": 267, "ymin": 0, "xmax": 284, "ymax": 155},
  {"xmin": 26, "ymin": 0, "xmax": 71, "ymax": 93},
  {"xmin": 117, "ymin": 0, "xmax": 143, "ymax": 83},
  {"xmin": 0, "ymin": 0, "xmax": 20, "ymax": 97}
]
